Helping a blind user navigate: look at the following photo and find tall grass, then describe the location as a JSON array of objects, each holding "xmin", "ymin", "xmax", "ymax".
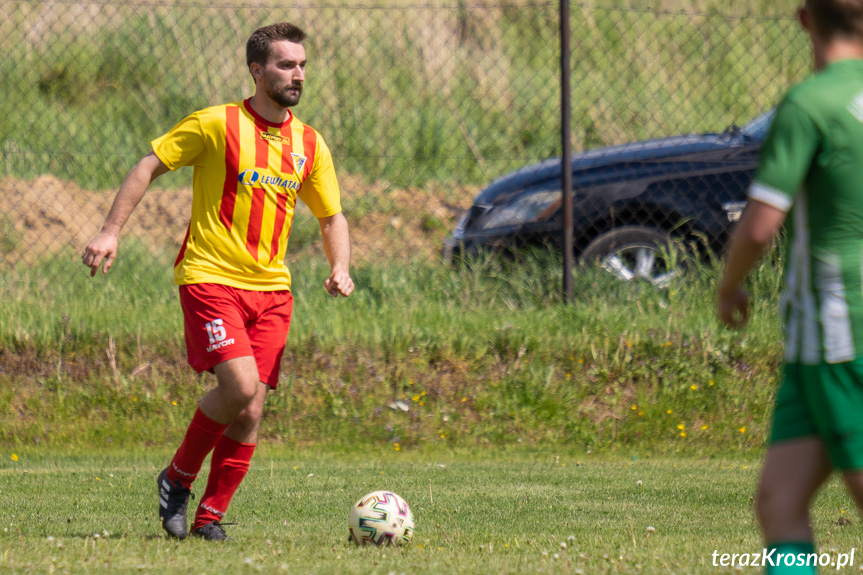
[
  {"xmin": 1, "ymin": 1, "xmax": 809, "ymax": 190},
  {"xmin": 0, "ymin": 245, "xmax": 784, "ymax": 452}
]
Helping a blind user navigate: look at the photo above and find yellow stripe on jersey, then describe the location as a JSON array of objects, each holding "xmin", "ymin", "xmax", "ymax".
[{"xmin": 151, "ymin": 99, "xmax": 341, "ymax": 291}]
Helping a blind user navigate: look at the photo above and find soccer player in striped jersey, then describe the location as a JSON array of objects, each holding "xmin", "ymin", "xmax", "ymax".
[
  {"xmin": 81, "ymin": 22, "xmax": 354, "ymax": 541},
  {"xmin": 719, "ymin": 1, "xmax": 863, "ymax": 572}
]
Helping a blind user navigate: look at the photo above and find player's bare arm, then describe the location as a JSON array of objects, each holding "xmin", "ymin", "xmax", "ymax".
[
  {"xmin": 318, "ymin": 212, "xmax": 354, "ymax": 297},
  {"xmin": 717, "ymin": 199, "xmax": 786, "ymax": 328},
  {"xmin": 81, "ymin": 152, "xmax": 170, "ymax": 276}
]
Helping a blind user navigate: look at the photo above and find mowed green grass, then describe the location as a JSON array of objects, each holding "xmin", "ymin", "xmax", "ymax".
[{"xmin": 1, "ymin": 450, "xmax": 860, "ymax": 574}]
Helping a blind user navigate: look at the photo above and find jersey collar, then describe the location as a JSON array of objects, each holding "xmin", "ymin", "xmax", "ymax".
[{"xmin": 243, "ymin": 98, "xmax": 293, "ymax": 128}]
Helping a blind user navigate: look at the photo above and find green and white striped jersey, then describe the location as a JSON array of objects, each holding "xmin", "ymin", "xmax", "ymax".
[{"xmin": 750, "ymin": 59, "xmax": 863, "ymax": 364}]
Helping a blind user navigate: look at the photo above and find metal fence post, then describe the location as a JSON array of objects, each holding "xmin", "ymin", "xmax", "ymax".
[{"xmin": 561, "ymin": 0, "xmax": 574, "ymax": 302}]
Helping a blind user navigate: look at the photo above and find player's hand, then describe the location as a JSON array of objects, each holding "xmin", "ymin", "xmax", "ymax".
[
  {"xmin": 81, "ymin": 231, "xmax": 119, "ymax": 277},
  {"xmin": 718, "ymin": 284, "xmax": 750, "ymax": 328},
  {"xmin": 324, "ymin": 269, "xmax": 354, "ymax": 297}
]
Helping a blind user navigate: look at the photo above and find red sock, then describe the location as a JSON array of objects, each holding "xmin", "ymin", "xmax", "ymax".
[
  {"xmin": 165, "ymin": 408, "xmax": 229, "ymax": 488},
  {"xmin": 193, "ymin": 435, "xmax": 256, "ymax": 530}
]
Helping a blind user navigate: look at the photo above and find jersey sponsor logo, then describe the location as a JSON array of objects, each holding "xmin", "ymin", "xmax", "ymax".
[
  {"xmin": 260, "ymin": 131, "xmax": 290, "ymax": 144},
  {"xmin": 238, "ymin": 169, "xmax": 300, "ymax": 191},
  {"xmin": 291, "ymin": 153, "xmax": 307, "ymax": 173}
]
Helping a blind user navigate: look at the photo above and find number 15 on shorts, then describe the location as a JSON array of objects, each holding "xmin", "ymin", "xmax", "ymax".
[
  {"xmin": 205, "ymin": 319, "xmax": 234, "ymax": 352},
  {"xmin": 206, "ymin": 319, "xmax": 226, "ymax": 344}
]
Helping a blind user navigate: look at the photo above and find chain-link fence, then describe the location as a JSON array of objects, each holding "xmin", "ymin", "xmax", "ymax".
[{"xmin": 1, "ymin": 1, "xmax": 809, "ymax": 281}]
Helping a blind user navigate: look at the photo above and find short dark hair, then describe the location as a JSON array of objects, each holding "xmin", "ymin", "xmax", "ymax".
[
  {"xmin": 246, "ymin": 22, "xmax": 306, "ymax": 70},
  {"xmin": 806, "ymin": 0, "xmax": 863, "ymax": 40}
]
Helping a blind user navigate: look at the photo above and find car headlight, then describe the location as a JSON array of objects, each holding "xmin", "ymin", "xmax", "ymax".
[
  {"xmin": 474, "ymin": 191, "xmax": 562, "ymax": 231},
  {"xmin": 452, "ymin": 210, "xmax": 473, "ymax": 239}
]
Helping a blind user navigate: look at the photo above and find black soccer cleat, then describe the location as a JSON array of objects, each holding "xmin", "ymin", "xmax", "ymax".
[
  {"xmin": 157, "ymin": 467, "xmax": 192, "ymax": 539},
  {"xmin": 191, "ymin": 521, "xmax": 233, "ymax": 542}
]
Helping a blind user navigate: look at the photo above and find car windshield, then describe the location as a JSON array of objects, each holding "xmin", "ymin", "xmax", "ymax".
[{"xmin": 740, "ymin": 109, "xmax": 775, "ymax": 141}]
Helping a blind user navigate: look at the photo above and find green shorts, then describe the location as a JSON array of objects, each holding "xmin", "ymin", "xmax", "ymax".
[{"xmin": 771, "ymin": 359, "xmax": 863, "ymax": 470}]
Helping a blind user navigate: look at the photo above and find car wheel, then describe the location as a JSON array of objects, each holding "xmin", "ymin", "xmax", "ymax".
[{"xmin": 580, "ymin": 226, "xmax": 684, "ymax": 288}]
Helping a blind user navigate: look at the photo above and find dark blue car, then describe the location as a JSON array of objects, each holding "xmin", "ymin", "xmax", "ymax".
[{"xmin": 443, "ymin": 110, "xmax": 775, "ymax": 286}]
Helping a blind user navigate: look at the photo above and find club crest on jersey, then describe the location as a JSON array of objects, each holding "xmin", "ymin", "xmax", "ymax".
[
  {"xmin": 260, "ymin": 131, "xmax": 290, "ymax": 144},
  {"xmin": 291, "ymin": 153, "xmax": 307, "ymax": 173}
]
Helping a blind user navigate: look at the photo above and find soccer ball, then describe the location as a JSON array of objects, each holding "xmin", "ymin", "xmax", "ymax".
[{"xmin": 347, "ymin": 490, "xmax": 415, "ymax": 546}]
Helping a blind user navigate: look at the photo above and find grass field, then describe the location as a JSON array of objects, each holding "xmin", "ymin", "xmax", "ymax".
[
  {"xmin": 0, "ymin": 2, "xmax": 837, "ymax": 572},
  {"xmin": 2, "ymin": 449, "xmax": 861, "ymax": 574}
]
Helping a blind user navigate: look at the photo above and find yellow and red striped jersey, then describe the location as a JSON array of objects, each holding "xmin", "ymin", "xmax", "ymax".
[{"xmin": 151, "ymin": 99, "xmax": 341, "ymax": 291}]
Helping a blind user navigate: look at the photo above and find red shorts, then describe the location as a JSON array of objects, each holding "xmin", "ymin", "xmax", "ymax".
[{"xmin": 178, "ymin": 283, "xmax": 293, "ymax": 388}]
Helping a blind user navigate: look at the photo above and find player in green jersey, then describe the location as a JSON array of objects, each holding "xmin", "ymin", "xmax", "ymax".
[{"xmin": 719, "ymin": 1, "xmax": 863, "ymax": 572}]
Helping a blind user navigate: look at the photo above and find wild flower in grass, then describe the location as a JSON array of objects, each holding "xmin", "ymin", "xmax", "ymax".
[
  {"xmin": 578, "ymin": 359, "xmax": 584, "ymax": 364},
  {"xmin": 709, "ymin": 380, "xmax": 715, "ymax": 386},
  {"xmin": 646, "ymin": 526, "xmax": 656, "ymax": 533},
  {"xmin": 412, "ymin": 395, "xmax": 420, "ymax": 402},
  {"xmin": 701, "ymin": 425, "xmax": 708, "ymax": 430},
  {"xmin": 680, "ymin": 432, "xmax": 687, "ymax": 437},
  {"xmin": 461, "ymin": 397, "xmax": 467, "ymax": 402},
  {"xmin": 666, "ymin": 409, "xmax": 672, "ymax": 414},
  {"xmin": 636, "ymin": 480, "xmax": 643, "ymax": 486},
  {"xmin": 171, "ymin": 401, "xmax": 177, "ymax": 406},
  {"xmin": 677, "ymin": 424, "xmax": 685, "ymax": 430},
  {"xmin": 394, "ymin": 443, "xmax": 400, "ymax": 451},
  {"xmin": 631, "ymin": 405, "xmax": 637, "ymax": 411},
  {"xmin": 10, "ymin": 454, "xmax": 17, "ymax": 461},
  {"xmin": 690, "ymin": 384, "xmax": 697, "ymax": 390},
  {"xmin": 739, "ymin": 426, "xmax": 747, "ymax": 434}
]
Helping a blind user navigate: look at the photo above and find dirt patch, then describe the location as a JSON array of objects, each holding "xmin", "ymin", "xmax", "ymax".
[{"xmin": 0, "ymin": 175, "xmax": 476, "ymax": 265}]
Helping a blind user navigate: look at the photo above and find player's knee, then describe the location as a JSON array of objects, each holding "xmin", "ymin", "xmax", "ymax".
[
  {"xmin": 221, "ymin": 378, "xmax": 259, "ymax": 409},
  {"xmin": 233, "ymin": 405, "xmax": 264, "ymax": 431},
  {"xmin": 756, "ymin": 482, "xmax": 805, "ymax": 526},
  {"xmin": 240, "ymin": 397, "xmax": 265, "ymax": 423}
]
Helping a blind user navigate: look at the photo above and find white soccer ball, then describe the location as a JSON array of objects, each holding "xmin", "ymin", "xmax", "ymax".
[{"xmin": 347, "ymin": 490, "xmax": 415, "ymax": 546}]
